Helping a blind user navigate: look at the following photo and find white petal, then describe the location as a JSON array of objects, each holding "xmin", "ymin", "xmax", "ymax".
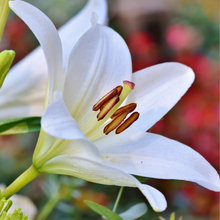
[
  {"xmin": 50, "ymin": 139, "xmax": 102, "ymax": 163},
  {"xmin": 95, "ymin": 131, "xmax": 220, "ymax": 192},
  {"xmin": 10, "ymin": 194, "xmax": 37, "ymax": 220},
  {"xmin": 119, "ymin": 203, "xmax": 147, "ymax": 220},
  {"xmin": 63, "ymin": 24, "xmax": 132, "ymax": 126},
  {"xmin": 9, "ymin": 0, "xmax": 63, "ymax": 101},
  {"xmin": 126, "ymin": 62, "xmax": 195, "ymax": 131},
  {"xmin": 41, "ymin": 90, "xmax": 86, "ymax": 140},
  {"xmin": 0, "ymin": 49, "xmax": 46, "ymax": 119},
  {"xmin": 39, "ymin": 155, "xmax": 167, "ymax": 212},
  {"xmin": 60, "ymin": 0, "xmax": 108, "ymax": 66},
  {"xmin": 34, "ymin": 136, "xmax": 102, "ymax": 169},
  {"xmin": 0, "ymin": 0, "xmax": 108, "ymax": 120}
]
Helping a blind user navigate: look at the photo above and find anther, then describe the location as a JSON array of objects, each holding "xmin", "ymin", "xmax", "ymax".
[
  {"xmin": 116, "ymin": 85, "xmax": 123, "ymax": 95},
  {"xmin": 115, "ymin": 112, "xmax": 139, "ymax": 134},
  {"xmin": 93, "ymin": 86, "xmax": 123, "ymax": 111},
  {"xmin": 93, "ymin": 88, "xmax": 118, "ymax": 111},
  {"xmin": 111, "ymin": 103, "xmax": 137, "ymax": 119},
  {"xmin": 97, "ymin": 96, "xmax": 119, "ymax": 121},
  {"xmin": 104, "ymin": 111, "xmax": 128, "ymax": 135}
]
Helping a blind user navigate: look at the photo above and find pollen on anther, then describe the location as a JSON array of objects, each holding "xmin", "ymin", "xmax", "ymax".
[
  {"xmin": 93, "ymin": 86, "xmax": 123, "ymax": 111},
  {"xmin": 111, "ymin": 103, "xmax": 137, "ymax": 119},
  {"xmin": 104, "ymin": 111, "xmax": 128, "ymax": 135},
  {"xmin": 115, "ymin": 112, "xmax": 139, "ymax": 134},
  {"xmin": 93, "ymin": 88, "xmax": 118, "ymax": 111},
  {"xmin": 97, "ymin": 96, "xmax": 119, "ymax": 121}
]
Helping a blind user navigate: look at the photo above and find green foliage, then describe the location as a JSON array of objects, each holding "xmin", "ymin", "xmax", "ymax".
[
  {"xmin": 84, "ymin": 200, "xmax": 123, "ymax": 220},
  {"xmin": 159, "ymin": 212, "xmax": 182, "ymax": 220},
  {"xmin": 178, "ymin": 4, "xmax": 219, "ymax": 58},
  {"xmin": 84, "ymin": 200, "xmax": 147, "ymax": 220},
  {"xmin": 133, "ymin": 175, "xmax": 149, "ymax": 183},
  {"xmin": 0, "ymin": 193, "xmax": 28, "ymax": 220},
  {"xmin": 0, "ymin": 117, "xmax": 41, "ymax": 135}
]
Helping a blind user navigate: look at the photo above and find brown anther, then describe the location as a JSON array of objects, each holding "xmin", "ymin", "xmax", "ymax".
[
  {"xmin": 104, "ymin": 111, "xmax": 128, "ymax": 135},
  {"xmin": 93, "ymin": 88, "xmax": 118, "ymax": 111},
  {"xmin": 116, "ymin": 85, "xmax": 123, "ymax": 95},
  {"xmin": 115, "ymin": 112, "xmax": 139, "ymax": 134},
  {"xmin": 111, "ymin": 103, "xmax": 137, "ymax": 119},
  {"xmin": 97, "ymin": 96, "xmax": 119, "ymax": 121}
]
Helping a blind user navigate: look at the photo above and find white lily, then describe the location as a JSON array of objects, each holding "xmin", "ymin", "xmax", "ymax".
[
  {"xmin": 7, "ymin": 0, "xmax": 220, "ymax": 213},
  {"xmin": 0, "ymin": 0, "xmax": 107, "ymax": 120}
]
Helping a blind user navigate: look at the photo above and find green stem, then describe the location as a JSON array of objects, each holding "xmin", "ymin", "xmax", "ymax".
[
  {"xmin": 1, "ymin": 164, "xmax": 40, "ymax": 199},
  {"xmin": 112, "ymin": 186, "xmax": 124, "ymax": 213},
  {"xmin": 36, "ymin": 194, "xmax": 60, "ymax": 220},
  {"xmin": 0, "ymin": 0, "xmax": 10, "ymax": 43}
]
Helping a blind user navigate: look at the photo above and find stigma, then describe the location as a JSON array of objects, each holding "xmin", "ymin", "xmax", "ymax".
[{"xmin": 93, "ymin": 81, "xmax": 140, "ymax": 135}]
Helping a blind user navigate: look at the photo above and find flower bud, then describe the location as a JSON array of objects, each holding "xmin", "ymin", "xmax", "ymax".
[{"xmin": 0, "ymin": 50, "xmax": 15, "ymax": 88}]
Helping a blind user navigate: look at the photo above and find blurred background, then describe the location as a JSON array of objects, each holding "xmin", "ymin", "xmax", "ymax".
[{"xmin": 0, "ymin": 0, "xmax": 219, "ymax": 219}]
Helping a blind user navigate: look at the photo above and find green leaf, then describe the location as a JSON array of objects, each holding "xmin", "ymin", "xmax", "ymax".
[
  {"xmin": 170, "ymin": 213, "xmax": 175, "ymax": 220},
  {"xmin": 119, "ymin": 203, "xmax": 147, "ymax": 220},
  {"xmin": 0, "ymin": 117, "xmax": 41, "ymax": 135},
  {"xmin": 159, "ymin": 212, "xmax": 183, "ymax": 220},
  {"xmin": 84, "ymin": 200, "xmax": 123, "ymax": 220}
]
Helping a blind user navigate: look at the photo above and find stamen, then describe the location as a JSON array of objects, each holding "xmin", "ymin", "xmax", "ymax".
[
  {"xmin": 115, "ymin": 112, "xmax": 139, "ymax": 134},
  {"xmin": 84, "ymin": 81, "xmax": 136, "ymax": 138},
  {"xmin": 97, "ymin": 96, "xmax": 119, "ymax": 121},
  {"xmin": 111, "ymin": 103, "xmax": 137, "ymax": 119},
  {"xmin": 104, "ymin": 111, "xmax": 128, "ymax": 135},
  {"xmin": 93, "ymin": 88, "xmax": 118, "ymax": 111},
  {"xmin": 116, "ymin": 85, "xmax": 123, "ymax": 95}
]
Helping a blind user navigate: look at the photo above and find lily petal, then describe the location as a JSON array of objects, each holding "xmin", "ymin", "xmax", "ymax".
[
  {"xmin": 34, "ymin": 138, "xmax": 102, "ymax": 168},
  {"xmin": 95, "ymin": 131, "xmax": 220, "ymax": 192},
  {"xmin": 41, "ymin": 90, "xmax": 86, "ymax": 140},
  {"xmin": 61, "ymin": 0, "xmax": 108, "ymax": 65},
  {"xmin": 0, "ymin": 72, "xmax": 45, "ymax": 119},
  {"xmin": 9, "ymin": 0, "xmax": 63, "ymax": 102},
  {"xmin": 63, "ymin": 24, "xmax": 132, "ymax": 126},
  {"xmin": 126, "ymin": 62, "xmax": 195, "ymax": 131},
  {"xmin": 119, "ymin": 203, "xmax": 147, "ymax": 220},
  {"xmin": 39, "ymin": 155, "xmax": 167, "ymax": 212},
  {"xmin": 0, "ymin": 0, "xmax": 108, "ymax": 120}
]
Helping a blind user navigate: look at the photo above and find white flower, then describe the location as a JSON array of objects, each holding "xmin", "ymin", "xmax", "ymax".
[
  {"xmin": 0, "ymin": 0, "xmax": 108, "ymax": 120},
  {"xmin": 0, "ymin": 184, "xmax": 37, "ymax": 220},
  {"xmin": 9, "ymin": 0, "xmax": 220, "ymax": 212}
]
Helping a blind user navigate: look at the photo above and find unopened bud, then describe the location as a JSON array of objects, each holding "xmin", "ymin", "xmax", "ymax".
[{"xmin": 0, "ymin": 50, "xmax": 15, "ymax": 88}]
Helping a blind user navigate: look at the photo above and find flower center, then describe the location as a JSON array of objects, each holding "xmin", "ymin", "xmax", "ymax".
[{"xmin": 83, "ymin": 81, "xmax": 139, "ymax": 141}]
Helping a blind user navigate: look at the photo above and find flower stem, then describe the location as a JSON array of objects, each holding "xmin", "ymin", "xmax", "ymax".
[
  {"xmin": 0, "ymin": 164, "xmax": 40, "ymax": 199},
  {"xmin": 36, "ymin": 194, "xmax": 60, "ymax": 220},
  {"xmin": 112, "ymin": 186, "xmax": 124, "ymax": 213}
]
